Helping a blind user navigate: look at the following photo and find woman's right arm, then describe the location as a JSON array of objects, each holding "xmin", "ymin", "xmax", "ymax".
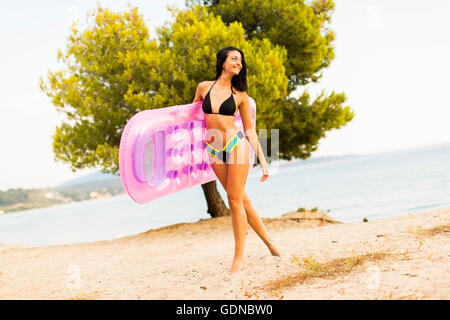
[{"xmin": 192, "ymin": 82, "xmax": 205, "ymax": 103}]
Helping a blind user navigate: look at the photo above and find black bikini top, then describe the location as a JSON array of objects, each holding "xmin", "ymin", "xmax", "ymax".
[{"xmin": 202, "ymin": 80, "xmax": 237, "ymax": 116}]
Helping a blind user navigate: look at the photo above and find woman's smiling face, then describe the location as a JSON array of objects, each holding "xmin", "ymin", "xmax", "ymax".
[{"xmin": 223, "ymin": 50, "xmax": 242, "ymax": 75}]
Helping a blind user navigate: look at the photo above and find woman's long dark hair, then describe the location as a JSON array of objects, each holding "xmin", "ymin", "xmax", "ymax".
[{"xmin": 214, "ymin": 46, "xmax": 248, "ymax": 93}]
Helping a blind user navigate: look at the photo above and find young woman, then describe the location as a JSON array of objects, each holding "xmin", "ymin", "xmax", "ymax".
[{"xmin": 192, "ymin": 46, "xmax": 281, "ymax": 274}]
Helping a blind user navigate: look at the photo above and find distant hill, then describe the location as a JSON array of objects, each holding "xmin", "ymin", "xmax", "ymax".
[
  {"xmin": 0, "ymin": 171, "xmax": 124, "ymax": 214},
  {"xmin": 57, "ymin": 171, "xmax": 120, "ymax": 188}
]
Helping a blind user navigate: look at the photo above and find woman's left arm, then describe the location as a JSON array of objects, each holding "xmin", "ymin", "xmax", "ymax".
[{"xmin": 239, "ymin": 92, "xmax": 268, "ymax": 166}]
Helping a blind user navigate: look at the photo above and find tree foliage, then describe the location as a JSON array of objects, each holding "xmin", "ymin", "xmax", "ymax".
[
  {"xmin": 187, "ymin": 0, "xmax": 336, "ymax": 91},
  {"xmin": 0, "ymin": 188, "xmax": 29, "ymax": 206},
  {"xmin": 40, "ymin": 4, "xmax": 288, "ymax": 173}
]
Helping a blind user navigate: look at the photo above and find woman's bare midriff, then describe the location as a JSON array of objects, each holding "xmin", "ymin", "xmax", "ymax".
[{"xmin": 204, "ymin": 115, "xmax": 240, "ymax": 150}]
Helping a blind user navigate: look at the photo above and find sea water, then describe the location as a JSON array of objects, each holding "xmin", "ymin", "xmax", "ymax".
[{"xmin": 0, "ymin": 142, "xmax": 449, "ymax": 247}]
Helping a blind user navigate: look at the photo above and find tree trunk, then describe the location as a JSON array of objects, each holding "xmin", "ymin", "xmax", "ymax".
[{"xmin": 201, "ymin": 180, "xmax": 230, "ymax": 218}]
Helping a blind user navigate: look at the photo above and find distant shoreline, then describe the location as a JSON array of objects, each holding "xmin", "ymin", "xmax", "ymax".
[{"xmin": 0, "ymin": 190, "xmax": 124, "ymax": 215}]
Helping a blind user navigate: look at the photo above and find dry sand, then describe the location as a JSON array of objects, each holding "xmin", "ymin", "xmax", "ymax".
[{"xmin": 0, "ymin": 207, "xmax": 449, "ymax": 300}]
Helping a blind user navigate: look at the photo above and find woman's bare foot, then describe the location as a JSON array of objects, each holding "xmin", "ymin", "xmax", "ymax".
[{"xmin": 229, "ymin": 257, "xmax": 245, "ymax": 274}]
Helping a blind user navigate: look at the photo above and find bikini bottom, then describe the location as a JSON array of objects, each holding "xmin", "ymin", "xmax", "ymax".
[{"xmin": 204, "ymin": 130, "xmax": 245, "ymax": 164}]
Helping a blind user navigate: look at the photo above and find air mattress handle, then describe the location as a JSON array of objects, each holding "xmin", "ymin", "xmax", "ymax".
[{"xmin": 132, "ymin": 129, "xmax": 166, "ymax": 186}]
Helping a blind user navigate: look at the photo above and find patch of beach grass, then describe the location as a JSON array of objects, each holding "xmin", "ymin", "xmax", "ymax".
[
  {"xmin": 409, "ymin": 223, "xmax": 450, "ymax": 238},
  {"xmin": 257, "ymin": 251, "xmax": 394, "ymax": 294},
  {"xmin": 296, "ymin": 206, "xmax": 320, "ymax": 212}
]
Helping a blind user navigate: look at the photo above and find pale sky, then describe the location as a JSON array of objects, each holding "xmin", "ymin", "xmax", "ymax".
[{"xmin": 0, "ymin": 0, "xmax": 449, "ymax": 191}]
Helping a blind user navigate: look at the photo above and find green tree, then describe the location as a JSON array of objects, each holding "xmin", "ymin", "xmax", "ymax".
[
  {"xmin": 187, "ymin": 0, "xmax": 354, "ymax": 159},
  {"xmin": 0, "ymin": 188, "xmax": 29, "ymax": 206},
  {"xmin": 40, "ymin": 6, "xmax": 175, "ymax": 172},
  {"xmin": 40, "ymin": 5, "xmax": 288, "ymax": 217}
]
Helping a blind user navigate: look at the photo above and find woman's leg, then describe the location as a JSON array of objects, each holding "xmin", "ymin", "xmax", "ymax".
[
  {"xmin": 226, "ymin": 138, "xmax": 250, "ymax": 273},
  {"xmin": 207, "ymin": 134, "xmax": 280, "ymax": 273},
  {"xmin": 243, "ymin": 192, "xmax": 280, "ymax": 256},
  {"xmin": 210, "ymin": 165, "xmax": 280, "ymax": 257}
]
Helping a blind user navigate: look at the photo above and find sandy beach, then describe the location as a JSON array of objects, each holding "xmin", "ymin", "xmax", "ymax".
[{"xmin": 0, "ymin": 207, "xmax": 449, "ymax": 300}]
